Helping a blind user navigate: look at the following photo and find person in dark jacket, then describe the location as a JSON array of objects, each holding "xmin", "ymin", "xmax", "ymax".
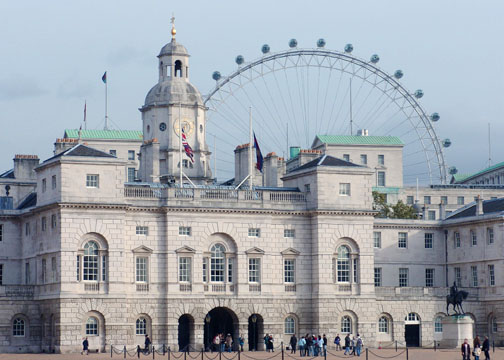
[
  {"xmin": 290, "ymin": 334, "xmax": 297, "ymax": 354},
  {"xmin": 344, "ymin": 334, "xmax": 351, "ymax": 355},
  {"xmin": 81, "ymin": 337, "xmax": 89, "ymax": 355},
  {"xmin": 461, "ymin": 338, "xmax": 471, "ymax": 360},
  {"xmin": 144, "ymin": 334, "xmax": 152, "ymax": 354},
  {"xmin": 482, "ymin": 336, "xmax": 490, "ymax": 360}
]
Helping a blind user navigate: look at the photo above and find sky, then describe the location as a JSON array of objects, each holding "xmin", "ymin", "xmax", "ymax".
[{"xmin": 1, "ymin": 0, "xmax": 503, "ymax": 180}]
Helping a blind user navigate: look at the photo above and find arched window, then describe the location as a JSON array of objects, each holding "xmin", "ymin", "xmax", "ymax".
[
  {"xmin": 210, "ymin": 244, "xmax": 226, "ymax": 282},
  {"xmin": 136, "ymin": 317, "xmax": 147, "ymax": 335},
  {"xmin": 83, "ymin": 241, "xmax": 99, "ymax": 281},
  {"xmin": 378, "ymin": 316, "xmax": 389, "ymax": 333},
  {"xmin": 12, "ymin": 318, "xmax": 25, "ymax": 337},
  {"xmin": 405, "ymin": 313, "xmax": 420, "ymax": 324},
  {"xmin": 86, "ymin": 317, "xmax": 98, "ymax": 336},
  {"xmin": 434, "ymin": 316, "xmax": 443, "ymax": 333},
  {"xmin": 337, "ymin": 246, "xmax": 350, "ymax": 282},
  {"xmin": 341, "ymin": 316, "xmax": 352, "ymax": 333},
  {"xmin": 492, "ymin": 317, "xmax": 498, "ymax": 333},
  {"xmin": 284, "ymin": 317, "xmax": 295, "ymax": 334},
  {"xmin": 175, "ymin": 60, "xmax": 182, "ymax": 77}
]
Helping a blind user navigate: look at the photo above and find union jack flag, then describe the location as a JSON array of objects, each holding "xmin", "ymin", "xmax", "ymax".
[{"xmin": 181, "ymin": 128, "xmax": 194, "ymax": 163}]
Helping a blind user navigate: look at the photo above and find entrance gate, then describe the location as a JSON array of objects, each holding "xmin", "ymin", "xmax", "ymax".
[
  {"xmin": 204, "ymin": 308, "xmax": 239, "ymax": 351},
  {"xmin": 404, "ymin": 313, "xmax": 421, "ymax": 347}
]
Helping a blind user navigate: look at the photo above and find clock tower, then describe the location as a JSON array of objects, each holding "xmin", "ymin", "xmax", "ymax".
[{"xmin": 138, "ymin": 19, "xmax": 212, "ymax": 184}]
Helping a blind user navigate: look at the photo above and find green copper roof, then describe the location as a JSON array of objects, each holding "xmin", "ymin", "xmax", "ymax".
[
  {"xmin": 451, "ymin": 173, "xmax": 472, "ymax": 183},
  {"xmin": 65, "ymin": 129, "xmax": 143, "ymax": 140},
  {"xmin": 316, "ymin": 135, "xmax": 403, "ymax": 146},
  {"xmin": 456, "ymin": 161, "xmax": 504, "ymax": 183}
]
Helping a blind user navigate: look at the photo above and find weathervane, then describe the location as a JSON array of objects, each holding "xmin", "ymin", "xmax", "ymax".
[{"xmin": 171, "ymin": 13, "xmax": 176, "ymax": 39}]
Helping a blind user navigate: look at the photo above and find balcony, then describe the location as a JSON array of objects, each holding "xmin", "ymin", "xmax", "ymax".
[
  {"xmin": 136, "ymin": 283, "xmax": 149, "ymax": 292},
  {"xmin": 0, "ymin": 285, "xmax": 35, "ymax": 299}
]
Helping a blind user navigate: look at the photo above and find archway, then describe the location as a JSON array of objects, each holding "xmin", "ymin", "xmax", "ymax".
[
  {"xmin": 204, "ymin": 308, "xmax": 239, "ymax": 351},
  {"xmin": 178, "ymin": 314, "xmax": 194, "ymax": 351},
  {"xmin": 248, "ymin": 314, "xmax": 264, "ymax": 351},
  {"xmin": 404, "ymin": 313, "xmax": 421, "ymax": 347}
]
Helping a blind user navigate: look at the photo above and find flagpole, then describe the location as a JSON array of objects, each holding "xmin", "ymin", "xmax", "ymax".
[
  {"xmin": 104, "ymin": 75, "xmax": 108, "ymax": 130},
  {"xmin": 349, "ymin": 78, "xmax": 353, "ymax": 135},
  {"xmin": 214, "ymin": 135, "xmax": 217, "ymax": 181},
  {"xmin": 249, "ymin": 107, "xmax": 253, "ymax": 190},
  {"xmin": 179, "ymin": 103, "xmax": 183, "ymax": 187},
  {"xmin": 84, "ymin": 100, "xmax": 87, "ymax": 130}
]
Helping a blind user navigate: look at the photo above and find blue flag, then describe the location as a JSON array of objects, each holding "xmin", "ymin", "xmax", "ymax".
[
  {"xmin": 102, "ymin": 71, "xmax": 107, "ymax": 84},
  {"xmin": 253, "ymin": 132, "xmax": 263, "ymax": 172}
]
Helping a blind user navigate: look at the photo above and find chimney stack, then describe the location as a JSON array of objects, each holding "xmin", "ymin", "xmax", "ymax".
[{"xmin": 476, "ymin": 195, "xmax": 483, "ymax": 215}]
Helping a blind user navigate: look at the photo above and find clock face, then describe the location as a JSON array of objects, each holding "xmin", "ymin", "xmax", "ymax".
[
  {"xmin": 159, "ymin": 122, "xmax": 167, "ymax": 131},
  {"xmin": 173, "ymin": 119, "xmax": 194, "ymax": 137}
]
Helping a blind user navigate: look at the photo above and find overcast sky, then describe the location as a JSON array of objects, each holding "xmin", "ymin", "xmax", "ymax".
[{"xmin": 1, "ymin": 0, "xmax": 503, "ymax": 179}]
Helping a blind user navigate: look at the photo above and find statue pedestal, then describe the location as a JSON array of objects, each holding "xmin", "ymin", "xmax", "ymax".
[{"xmin": 441, "ymin": 315, "xmax": 474, "ymax": 348}]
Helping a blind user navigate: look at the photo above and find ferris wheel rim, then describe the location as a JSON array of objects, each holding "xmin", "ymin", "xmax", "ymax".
[{"xmin": 204, "ymin": 47, "xmax": 447, "ymax": 184}]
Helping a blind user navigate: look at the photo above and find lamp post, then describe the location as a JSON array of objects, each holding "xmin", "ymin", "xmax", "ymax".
[
  {"xmin": 205, "ymin": 314, "xmax": 211, "ymax": 351},
  {"xmin": 251, "ymin": 314, "xmax": 257, "ymax": 351}
]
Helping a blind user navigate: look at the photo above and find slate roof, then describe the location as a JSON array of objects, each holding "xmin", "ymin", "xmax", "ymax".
[
  {"xmin": 315, "ymin": 135, "xmax": 403, "ymax": 146},
  {"xmin": 43, "ymin": 144, "xmax": 116, "ymax": 163},
  {"xmin": 0, "ymin": 169, "xmax": 14, "ymax": 178},
  {"xmin": 447, "ymin": 198, "xmax": 504, "ymax": 219},
  {"xmin": 294, "ymin": 155, "xmax": 363, "ymax": 172},
  {"xmin": 17, "ymin": 192, "xmax": 37, "ymax": 210},
  {"xmin": 65, "ymin": 129, "xmax": 143, "ymax": 140}
]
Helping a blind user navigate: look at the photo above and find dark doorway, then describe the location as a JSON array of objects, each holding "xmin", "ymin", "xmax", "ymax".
[
  {"xmin": 247, "ymin": 314, "xmax": 264, "ymax": 351},
  {"xmin": 178, "ymin": 315, "xmax": 194, "ymax": 351},
  {"xmin": 204, "ymin": 308, "xmax": 238, "ymax": 351},
  {"xmin": 405, "ymin": 325, "xmax": 420, "ymax": 347}
]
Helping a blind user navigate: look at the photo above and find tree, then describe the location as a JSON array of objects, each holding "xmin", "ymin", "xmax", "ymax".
[{"xmin": 372, "ymin": 191, "xmax": 417, "ymax": 219}]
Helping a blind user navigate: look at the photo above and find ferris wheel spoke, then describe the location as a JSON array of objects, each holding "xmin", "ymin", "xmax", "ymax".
[
  {"xmin": 281, "ymin": 68, "xmax": 303, "ymax": 147},
  {"xmin": 327, "ymin": 74, "xmax": 351, "ymax": 135}
]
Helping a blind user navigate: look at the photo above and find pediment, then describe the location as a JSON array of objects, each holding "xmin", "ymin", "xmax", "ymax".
[
  {"xmin": 281, "ymin": 247, "xmax": 300, "ymax": 256},
  {"xmin": 245, "ymin": 247, "xmax": 265, "ymax": 255},
  {"xmin": 132, "ymin": 245, "xmax": 153, "ymax": 254},
  {"xmin": 176, "ymin": 245, "xmax": 196, "ymax": 254}
]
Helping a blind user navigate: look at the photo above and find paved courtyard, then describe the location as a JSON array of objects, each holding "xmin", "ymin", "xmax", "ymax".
[{"xmin": 0, "ymin": 348, "xmax": 502, "ymax": 360}]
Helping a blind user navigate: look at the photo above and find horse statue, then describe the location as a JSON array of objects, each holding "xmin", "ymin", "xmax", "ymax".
[{"xmin": 446, "ymin": 282, "xmax": 469, "ymax": 315}]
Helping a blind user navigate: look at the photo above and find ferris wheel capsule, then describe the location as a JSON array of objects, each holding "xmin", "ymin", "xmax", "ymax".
[
  {"xmin": 344, "ymin": 44, "xmax": 354, "ymax": 53},
  {"xmin": 261, "ymin": 44, "xmax": 270, "ymax": 54},
  {"xmin": 414, "ymin": 89, "xmax": 424, "ymax": 99},
  {"xmin": 394, "ymin": 70, "xmax": 403, "ymax": 79},
  {"xmin": 430, "ymin": 112, "xmax": 440, "ymax": 122},
  {"xmin": 442, "ymin": 139, "xmax": 452, "ymax": 148},
  {"xmin": 370, "ymin": 54, "xmax": 380, "ymax": 63},
  {"xmin": 235, "ymin": 55, "xmax": 244, "ymax": 65},
  {"xmin": 212, "ymin": 71, "xmax": 221, "ymax": 81},
  {"xmin": 317, "ymin": 38, "xmax": 326, "ymax": 48},
  {"xmin": 289, "ymin": 39, "xmax": 298, "ymax": 48},
  {"xmin": 449, "ymin": 166, "xmax": 458, "ymax": 175}
]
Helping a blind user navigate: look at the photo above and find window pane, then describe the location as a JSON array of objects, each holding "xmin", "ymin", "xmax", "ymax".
[
  {"xmin": 374, "ymin": 268, "xmax": 382, "ymax": 287},
  {"xmin": 399, "ymin": 268, "xmax": 408, "ymax": 287},
  {"xmin": 211, "ymin": 244, "xmax": 225, "ymax": 282},
  {"xmin": 373, "ymin": 232, "xmax": 381, "ymax": 248},
  {"xmin": 284, "ymin": 259, "xmax": 295, "ymax": 283},
  {"xmin": 136, "ymin": 318, "xmax": 147, "ymax": 335},
  {"xmin": 337, "ymin": 246, "xmax": 350, "ymax": 282},
  {"xmin": 179, "ymin": 257, "xmax": 191, "ymax": 282},
  {"xmin": 136, "ymin": 257, "xmax": 148, "ymax": 282},
  {"xmin": 83, "ymin": 241, "xmax": 98, "ymax": 281},
  {"xmin": 284, "ymin": 317, "xmax": 295, "ymax": 334},
  {"xmin": 248, "ymin": 258, "xmax": 260, "ymax": 283},
  {"xmin": 86, "ymin": 317, "xmax": 98, "ymax": 335},
  {"xmin": 398, "ymin": 233, "xmax": 407, "ymax": 248},
  {"xmin": 425, "ymin": 233, "xmax": 433, "ymax": 249}
]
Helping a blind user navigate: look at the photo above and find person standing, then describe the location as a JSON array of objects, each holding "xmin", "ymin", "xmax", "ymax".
[
  {"xmin": 474, "ymin": 335, "xmax": 481, "ymax": 350},
  {"xmin": 350, "ymin": 336, "xmax": 356, "ymax": 356},
  {"xmin": 355, "ymin": 334, "xmax": 363, "ymax": 357},
  {"xmin": 81, "ymin": 337, "xmax": 89, "ymax": 355},
  {"xmin": 482, "ymin": 336, "xmax": 490, "ymax": 360},
  {"xmin": 322, "ymin": 334, "xmax": 328, "ymax": 356},
  {"xmin": 334, "ymin": 334, "xmax": 341, "ymax": 351},
  {"xmin": 225, "ymin": 334, "xmax": 233, "ymax": 352},
  {"xmin": 344, "ymin": 334, "xmax": 351, "ymax": 355},
  {"xmin": 298, "ymin": 336, "xmax": 306, "ymax": 357},
  {"xmin": 290, "ymin": 333, "xmax": 297, "ymax": 354},
  {"xmin": 144, "ymin": 334, "xmax": 151, "ymax": 354},
  {"xmin": 264, "ymin": 334, "xmax": 269, "ymax": 352},
  {"xmin": 474, "ymin": 344, "xmax": 481, "ymax": 360},
  {"xmin": 238, "ymin": 335, "xmax": 244, "ymax": 352},
  {"xmin": 461, "ymin": 338, "xmax": 471, "ymax": 360},
  {"xmin": 267, "ymin": 334, "xmax": 274, "ymax": 352}
]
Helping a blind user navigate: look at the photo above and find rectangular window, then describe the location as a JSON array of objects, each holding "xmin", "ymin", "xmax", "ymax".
[
  {"xmin": 179, "ymin": 257, "xmax": 192, "ymax": 282},
  {"xmin": 179, "ymin": 226, "xmax": 191, "ymax": 236},
  {"xmin": 136, "ymin": 226, "xmax": 148, "ymax": 235},
  {"xmin": 51, "ymin": 257, "xmax": 56, "ymax": 282},
  {"xmin": 42, "ymin": 178, "xmax": 46, "ymax": 193},
  {"xmin": 128, "ymin": 150, "xmax": 135, "ymax": 160},
  {"xmin": 83, "ymin": 252, "xmax": 98, "ymax": 281},
  {"xmin": 284, "ymin": 259, "xmax": 295, "ymax": 283},
  {"xmin": 127, "ymin": 167, "xmax": 136, "ymax": 182},
  {"xmin": 86, "ymin": 174, "xmax": 99, "ymax": 188},
  {"xmin": 210, "ymin": 254, "xmax": 224, "ymax": 283},
  {"xmin": 488, "ymin": 265, "xmax": 495, "ymax": 286},
  {"xmin": 248, "ymin": 228, "xmax": 260, "ymax": 237},
  {"xmin": 109, "ymin": 150, "xmax": 116, "ymax": 156},
  {"xmin": 471, "ymin": 230, "xmax": 477, "ymax": 246},
  {"xmin": 41, "ymin": 217, "xmax": 47, "ymax": 231},
  {"xmin": 374, "ymin": 268, "xmax": 382, "ymax": 287},
  {"xmin": 406, "ymin": 196, "xmax": 414, "ymax": 205},
  {"xmin": 202, "ymin": 257, "xmax": 208, "ymax": 283},
  {"xmin": 228, "ymin": 258, "xmax": 233, "ymax": 283},
  {"xmin": 441, "ymin": 196, "xmax": 448, "ymax": 205},
  {"xmin": 0, "ymin": 224, "xmax": 2, "ymax": 241},
  {"xmin": 360, "ymin": 154, "xmax": 367, "ymax": 165},
  {"xmin": 487, "ymin": 228, "xmax": 494, "ymax": 244},
  {"xmin": 136, "ymin": 257, "xmax": 148, "ymax": 283},
  {"xmin": 425, "ymin": 268, "xmax": 434, "ymax": 287},
  {"xmin": 343, "ymin": 154, "xmax": 350, "ymax": 162},
  {"xmin": 0, "ymin": 264, "xmax": 2, "ymax": 285},
  {"xmin": 457, "ymin": 196, "xmax": 464, "ymax": 205},
  {"xmin": 377, "ymin": 172, "xmax": 386, "ymax": 187},
  {"xmin": 399, "ymin": 268, "xmax": 409, "ymax": 287},
  {"xmin": 42, "ymin": 259, "xmax": 47, "ymax": 284},
  {"xmin": 471, "ymin": 265, "xmax": 478, "ymax": 287},
  {"xmin": 353, "ymin": 259, "xmax": 358, "ymax": 283},
  {"xmin": 25, "ymin": 262, "xmax": 30, "ymax": 284},
  {"xmin": 339, "ymin": 183, "xmax": 351, "ymax": 196},
  {"xmin": 424, "ymin": 196, "xmax": 431, "ymax": 205},
  {"xmin": 378, "ymin": 154, "xmax": 385, "ymax": 165},
  {"xmin": 454, "ymin": 267, "xmax": 462, "ymax": 287},
  {"xmin": 304, "ymin": 184, "xmax": 311, "ymax": 193},
  {"xmin": 284, "ymin": 229, "xmax": 295, "ymax": 238},
  {"xmin": 51, "ymin": 175, "xmax": 57, "ymax": 190},
  {"xmin": 25, "ymin": 223, "xmax": 29, "ymax": 236},
  {"xmin": 398, "ymin": 232, "xmax": 408, "ymax": 248},
  {"xmin": 101, "ymin": 256, "xmax": 107, "ymax": 282},
  {"xmin": 425, "ymin": 233, "xmax": 433, "ymax": 249},
  {"xmin": 77, "ymin": 255, "xmax": 80, "ymax": 281},
  {"xmin": 454, "ymin": 232, "xmax": 461, "ymax": 248},
  {"xmin": 51, "ymin": 214, "xmax": 57, "ymax": 229},
  {"xmin": 248, "ymin": 258, "xmax": 260, "ymax": 283},
  {"xmin": 373, "ymin": 232, "xmax": 382, "ymax": 249},
  {"xmin": 182, "ymin": 159, "xmax": 189, "ymax": 168},
  {"xmin": 428, "ymin": 211, "xmax": 436, "ymax": 220}
]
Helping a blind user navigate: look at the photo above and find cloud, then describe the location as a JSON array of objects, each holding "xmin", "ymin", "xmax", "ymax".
[
  {"xmin": 107, "ymin": 46, "xmax": 148, "ymax": 67},
  {"xmin": 57, "ymin": 79, "xmax": 94, "ymax": 99},
  {"xmin": 0, "ymin": 75, "xmax": 47, "ymax": 101}
]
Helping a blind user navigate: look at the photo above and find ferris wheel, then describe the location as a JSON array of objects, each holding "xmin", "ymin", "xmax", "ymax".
[{"xmin": 204, "ymin": 39, "xmax": 451, "ymax": 185}]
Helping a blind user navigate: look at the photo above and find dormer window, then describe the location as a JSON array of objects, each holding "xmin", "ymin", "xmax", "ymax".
[{"xmin": 175, "ymin": 60, "xmax": 182, "ymax": 77}]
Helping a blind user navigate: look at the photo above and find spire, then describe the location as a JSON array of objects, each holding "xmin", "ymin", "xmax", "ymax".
[{"xmin": 171, "ymin": 14, "xmax": 176, "ymax": 40}]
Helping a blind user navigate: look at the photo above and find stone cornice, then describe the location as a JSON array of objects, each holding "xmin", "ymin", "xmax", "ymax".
[{"xmin": 373, "ymin": 222, "xmax": 441, "ymax": 230}]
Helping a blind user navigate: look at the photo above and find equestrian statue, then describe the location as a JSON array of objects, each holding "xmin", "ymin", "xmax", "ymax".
[{"xmin": 446, "ymin": 282, "xmax": 469, "ymax": 315}]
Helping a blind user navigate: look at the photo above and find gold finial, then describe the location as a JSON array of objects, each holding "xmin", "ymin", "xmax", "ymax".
[{"xmin": 171, "ymin": 14, "xmax": 176, "ymax": 38}]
